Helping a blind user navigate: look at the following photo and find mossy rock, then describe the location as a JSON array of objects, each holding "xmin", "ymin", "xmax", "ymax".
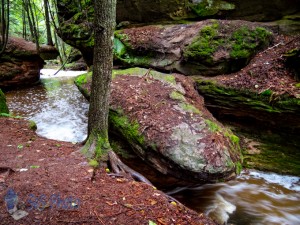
[
  {"xmin": 113, "ymin": 20, "xmax": 272, "ymax": 76},
  {"xmin": 194, "ymin": 78, "xmax": 300, "ymax": 146},
  {"xmin": 0, "ymin": 89, "xmax": 9, "ymax": 114},
  {"xmin": 75, "ymin": 68, "xmax": 242, "ymax": 183}
]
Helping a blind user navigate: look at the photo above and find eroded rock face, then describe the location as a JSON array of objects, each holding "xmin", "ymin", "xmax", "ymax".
[
  {"xmin": 114, "ymin": 20, "xmax": 273, "ymax": 76},
  {"xmin": 0, "ymin": 89, "xmax": 9, "ymax": 114},
  {"xmin": 75, "ymin": 67, "xmax": 242, "ymax": 183},
  {"xmin": 0, "ymin": 37, "xmax": 44, "ymax": 89}
]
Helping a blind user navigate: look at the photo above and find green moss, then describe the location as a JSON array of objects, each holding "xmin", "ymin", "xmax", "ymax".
[
  {"xmin": 189, "ymin": 0, "xmax": 235, "ymax": 17},
  {"xmin": 88, "ymin": 159, "xmax": 99, "ymax": 167},
  {"xmin": 80, "ymin": 133, "xmax": 110, "ymax": 160},
  {"xmin": 205, "ymin": 119, "xmax": 220, "ymax": 132},
  {"xmin": 28, "ymin": 120, "xmax": 37, "ymax": 131},
  {"xmin": 242, "ymin": 142, "xmax": 300, "ymax": 176},
  {"xmin": 179, "ymin": 102, "xmax": 201, "ymax": 114},
  {"xmin": 0, "ymin": 89, "xmax": 9, "ymax": 114},
  {"xmin": 195, "ymin": 79, "xmax": 300, "ymax": 113},
  {"xmin": 230, "ymin": 27, "xmax": 272, "ymax": 59},
  {"xmin": 260, "ymin": 89, "xmax": 273, "ymax": 96},
  {"xmin": 162, "ymin": 75, "xmax": 176, "ymax": 85},
  {"xmin": 109, "ymin": 110, "xmax": 144, "ymax": 146},
  {"xmin": 169, "ymin": 91, "xmax": 185, "ymax": 101},
  {"xmin": 229, "ymin": 134, "xmax": 239, "ymax": 144},
  {"xmin": 235, "ymin": 162, "xmax": 242, "ymax": 174},
  {"xmin": 183, "ymin": 21, "xmax": 222, "ymax": 63},
  {"xmin": 295, "ymin": 83, "xmax": 300, "ymax": 88}
]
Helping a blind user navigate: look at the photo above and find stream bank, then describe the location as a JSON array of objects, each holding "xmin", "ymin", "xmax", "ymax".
[{"xmin": 3, "ymin": 70, "xmax": 300, "ymax": 224}]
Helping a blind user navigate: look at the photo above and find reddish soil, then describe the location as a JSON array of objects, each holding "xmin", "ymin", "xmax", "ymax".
[{"xmin": 0, "ymin": 117, "xmax": 216, "ymax": 225}]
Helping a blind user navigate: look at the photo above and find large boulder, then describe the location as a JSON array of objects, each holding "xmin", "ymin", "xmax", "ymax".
[
  {"xmin": 193, "ymin": 36, "xmax": 300, "ymax": 146},
  {"xmin": 114, "ymin": 20, "xmax": 273, "ymax": 76},
  {"xmin": 0, "ymin": 89, "xmax": 9, "ymax": 114},
  {"xmin": 56, "ymin": 1, "xmax": 298, "ymax": 67},
  {"xmin": 75, "ymin": 67, "xmax": 242, "ymax": 183},
  {"xmin": 0, "ymin": 37, "xmax": 44, "ymax": 89}
]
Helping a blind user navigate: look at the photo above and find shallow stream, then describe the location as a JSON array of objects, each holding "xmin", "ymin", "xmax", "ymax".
[{"xmin": 5, "ymin": 69, "xmax": 300, "ymax": 225}]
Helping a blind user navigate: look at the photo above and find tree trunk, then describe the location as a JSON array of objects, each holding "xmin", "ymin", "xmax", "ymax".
[
  {"xmin": 0, "ymin": 0, "xmax": 9, "ymax": 56},
  {"xmin": 43, "ymin": 0, "xmax": 53, "ymax": 46},
  {"xmin": 81, "ymin": 0, "xmax": 116, "ymax": 159}
]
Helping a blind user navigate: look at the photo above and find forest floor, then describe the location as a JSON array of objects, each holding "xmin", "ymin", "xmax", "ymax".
[{"xmin": 0, "ymin": 117, "xmax": 216, "ymax": 225}]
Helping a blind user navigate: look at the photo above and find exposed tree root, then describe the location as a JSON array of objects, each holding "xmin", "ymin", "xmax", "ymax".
[
  {"xmin": 108, "ymin": 150, "xmax": 152, "ymax": 185},
  {"xmin": 108, "ymin": 150, "xmax": 183, "ymax": 206}
]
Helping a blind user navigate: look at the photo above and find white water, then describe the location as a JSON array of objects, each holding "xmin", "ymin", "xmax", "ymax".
[
  {"xmin": 6, "ymin": 69, "xmax": 88, "ymax": 142},
  {"xmin": 170, "ymin": 170, "xmax": 300, "ymax": 224},
  {"xmin": 5, "ymin": 70, "xmax": 300, "ymax": 224}
]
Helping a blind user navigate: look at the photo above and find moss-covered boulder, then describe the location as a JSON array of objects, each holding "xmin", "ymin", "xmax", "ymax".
[
  {"xmin": 0, "ymin": 89, "xmax": 9, "ymax": 114},
  {"xmin": 195, "ymin": 78, "xmax": 300, "ymax": 144},
  {"xmin": 114, "ymin": 20, "xmax": 272, "ymax": 76},
  {"xmin": 193, "ymin": 35, "xmax": 300, "ymax": 146},
  {"xmin": 75, "ymin": 67, "xmax": 242, "ymax": 183},
  {"xmin": 0, "ymin": 37, "xmax": 45, "ymax": 89}
]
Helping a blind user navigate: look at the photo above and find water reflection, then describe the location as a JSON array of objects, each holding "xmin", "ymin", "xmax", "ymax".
[{"xmin": 6, "ymin": 69, "xmax": 88, "ymax": 142}]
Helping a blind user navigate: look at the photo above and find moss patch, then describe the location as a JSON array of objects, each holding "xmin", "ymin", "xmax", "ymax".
[
  {"xmin": 230, "ymin": 27, "xmax": 272, "ymax": 59},
  {"xmin": 183, "ymin": 21, "xmax": 221, "ymax": 64},
  {"xmin": 184, "ymin": 22, "xmax": 272, "ymax": 72},
  {"xmin": 242, "ymin": 142, "xmax": 300, "ymax": 176},
  {"xmin": 109, "ymin": 109, "xmax": 144, "ymax": 146},
  {"xmin": 169, "ymin": 91, "xmax": 186, "ymax": 102},
  {"xmin": 28, "ymin": 120, "xmax": 37, "ymax": 131},
  {"xmin": 178, "ymin": 102, "xmax": 201, "ymax": 114},
  {"xmin": 205, "ymin": 119, "xmax": 220, "ymax": 132},
  {"xmin": 189, "ymin": 0, "xmax": 235, "ymax": 17},
  {"xmin": 195, "ymin": 79, "xmax": 300, "ymax": 113}
]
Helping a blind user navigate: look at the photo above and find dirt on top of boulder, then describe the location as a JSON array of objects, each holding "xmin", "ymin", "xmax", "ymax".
[{"xmin": 216, "ymin": 35, "xmax": 300, "ymax": 98}]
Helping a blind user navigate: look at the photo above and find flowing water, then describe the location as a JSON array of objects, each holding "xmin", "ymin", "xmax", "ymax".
[
  {"xmin": 5, "ymin": 69, "xmax": 300, "ymax": 224},
  {"xmin": 5, "ymin": 69, "xmax": 89, "ymax": 142}
]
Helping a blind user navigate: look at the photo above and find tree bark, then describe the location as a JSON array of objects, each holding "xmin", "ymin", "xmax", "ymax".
[
  {"xmin": 81, "ymin": 0, "xmax": 116, "ymax": 158},
  {"xmin": 43, "ymin": 0, "xmax": 54, "ymax": 46}
]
